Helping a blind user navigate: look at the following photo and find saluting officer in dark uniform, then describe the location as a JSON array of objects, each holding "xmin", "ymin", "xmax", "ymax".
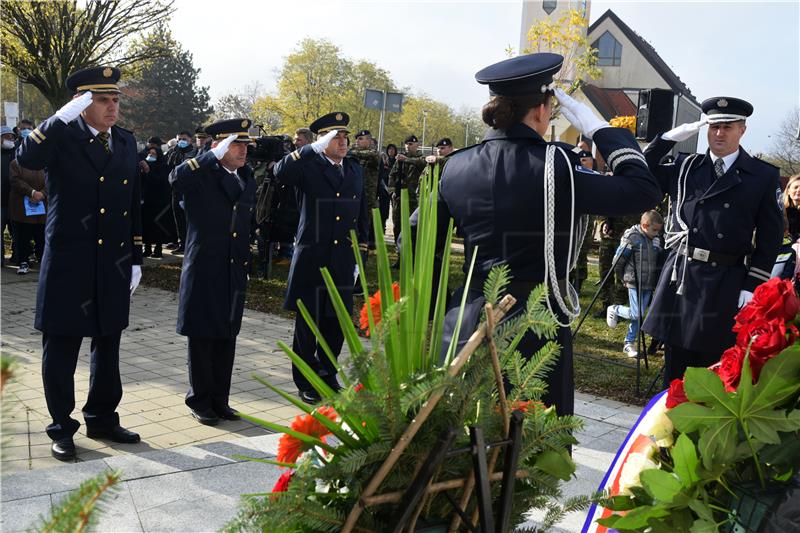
[
  {"xmin": 418, "ymin": 53, "xmax": 661, "ymax": 416},
  {"xmin": 273, "ymin": 112, "xmax": 370, "ymax": 404},
  {"xmin": 641, "ymin": 98, "xmax": 783, "ymax": 388},
  {"xmin": 169, "ymin": 119, "xmax": 257, "ymax": 426},
  {"xmin": 16, "ymin": 66, "xmax": 144, "ymax": 460}
]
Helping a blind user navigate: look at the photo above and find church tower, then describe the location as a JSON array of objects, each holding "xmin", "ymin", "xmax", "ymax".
[{"xmin": 519, "ymin": 0, "xmax": 591, "ymax": 54}]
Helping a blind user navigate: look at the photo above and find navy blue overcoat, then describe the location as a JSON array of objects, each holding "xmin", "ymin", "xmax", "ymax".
[{"xmin": 16, "ymin": 115, "xmax": 142, "ymax": 336}]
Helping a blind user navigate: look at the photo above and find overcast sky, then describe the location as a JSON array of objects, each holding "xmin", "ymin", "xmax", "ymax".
[{"xmin": 169, "ymin": 0, "xmax": 799, "ymax": 154}]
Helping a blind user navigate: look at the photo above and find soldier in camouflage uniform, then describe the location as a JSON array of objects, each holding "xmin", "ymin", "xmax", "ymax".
[
  {"xmin": 348, "ymin": 130, "xmax": 381, "ymax": 247},
  {"xmin": 388, "ymin": 134, "xmax": 427, "ymax": 251}
]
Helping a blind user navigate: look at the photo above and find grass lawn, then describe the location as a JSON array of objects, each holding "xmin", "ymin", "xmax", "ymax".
[{"xmin": 142, "ymin": 245, "xmax": 663, "ymax": 406}]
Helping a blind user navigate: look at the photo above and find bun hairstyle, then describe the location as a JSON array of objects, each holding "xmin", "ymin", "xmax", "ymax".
[{"xmin": 481, "ymin": 90, "xmax": 553, "ymax": 131}]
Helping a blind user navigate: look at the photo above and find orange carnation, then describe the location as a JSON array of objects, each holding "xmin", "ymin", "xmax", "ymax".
[
  {"xmin": 359, "ymin": 282, "xmax": 401, "ymax": 336},
  {"xmin": 276, "ymin": 406, "xmax": 339, "ymax": 464}
]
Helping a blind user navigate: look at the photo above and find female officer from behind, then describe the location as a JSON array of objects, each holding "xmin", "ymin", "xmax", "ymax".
[{"xmin": 421, "ymin": 53, "xmax": 661, "ymax": 416}]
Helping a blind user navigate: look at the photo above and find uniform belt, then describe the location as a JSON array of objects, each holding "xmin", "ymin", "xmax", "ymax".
[{"xmin": 678, "ymin": 245, "xmax": 744, "ymax": 266}]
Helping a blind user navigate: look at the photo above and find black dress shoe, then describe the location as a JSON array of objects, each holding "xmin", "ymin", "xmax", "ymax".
[
  {"xmin": 214, "ymin": 406, "xmax": 241, "ymax": 421},
  {"xmin": 86, "ymin": 425, "xmax": 141, "ymax": 443},
  {"xmin": 189, "ymin": 407, "xmax": 219, "ymax": 426},
  {"xmin": 298, "ymin": 390, "xmax": 321, "ymax": 405},
  {"xmin": 51, "ymin": 438, "xmax": 76, "ymax": 461}
]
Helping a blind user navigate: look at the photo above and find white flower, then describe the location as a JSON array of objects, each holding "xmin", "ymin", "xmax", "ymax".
[
  {"xmin": 641, "ymin": 402, "xmax": 675, "ymax": 448},
  {"xmin": 617, "ymin": 442, "xmax": 660, "ymax": 496}
]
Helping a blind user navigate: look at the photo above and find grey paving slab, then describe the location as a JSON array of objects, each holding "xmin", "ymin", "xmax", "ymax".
[
  {"xmin": 0, "ymin": 493, "xmax": 51, "ymax": 533},
  {"xmin": 1, "ymin": 460, "xmax": 112, "ymax": 502}
]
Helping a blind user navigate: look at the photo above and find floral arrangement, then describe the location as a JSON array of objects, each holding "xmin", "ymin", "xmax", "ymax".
[
  {"xmin": 609, "ymin": 115, "xmax": 636, "ymax": 134},
  {"xmin": 596, "ymin": 278, "xmax": 800, "ymax": 532},
  {"xmin": 226, "ymin": 165, "xmax": 587, "ymax": 531}
]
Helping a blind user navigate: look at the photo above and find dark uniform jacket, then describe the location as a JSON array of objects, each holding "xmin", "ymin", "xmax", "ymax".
[
  {"xmin": 432, "ymin": 124, "xmax": 661, "ymax": 284},
  {"xmin": 422, "ymin": 124, "xmax": 661, "ymax": 416},
  {"xmin": 273, "ymin": 145, "xmax": 370, "ymax": 317},
  {"xmin": 169, "ymin": 151, "xmax": 256, "ymax": 339},
  {"xmin": 16, "ymin": 116, "xmax": 142, "ymax": 337},
  {"xmin": 642, "ymin": 136, "xmax": 783, "ymax": 354}
]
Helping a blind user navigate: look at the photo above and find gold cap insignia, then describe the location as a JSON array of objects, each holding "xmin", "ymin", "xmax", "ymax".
[
  {"xmin": 241, "ymin": 120, "xmax": 248, "ymax": 128},
  {"xmin": 717, "ymin": 98, "xmax": 728, "ymax": 108},
  {"xmin": 335, "ymin": 113, "xmax": 343, "ymax": 121},
  {"xmin": 103, "ymin": 68, "xmax": 113, "ymax": 78}
]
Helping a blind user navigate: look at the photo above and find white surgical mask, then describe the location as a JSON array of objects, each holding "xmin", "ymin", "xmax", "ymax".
[
  {"xmin": 1, "ymin": 140, "xmax": 15, "ymax": 150},
  {"xmin": 145, "ymin": 155, "xmax": 156, "ymax": 162}
]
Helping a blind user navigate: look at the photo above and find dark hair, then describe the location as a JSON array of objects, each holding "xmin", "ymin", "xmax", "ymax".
[
  {"xmin": 178, "ymin": 130, "xmax": 192, "ymax": 138},
  {"xmin": 386, "ymin": 143, "xmax": 397, "ymax": 156},
  {"xmin": 481, "ymin": 91, "xmax": 552, "ymax": 131}
]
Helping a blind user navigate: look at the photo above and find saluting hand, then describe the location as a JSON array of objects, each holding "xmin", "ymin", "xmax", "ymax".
[
  {"xmin": 554, "ymin": 88, "xmax": 609, "ymax": 140},
  {"xmin": 661, "ymin": 119, "xmax": 708, "ymax": 142},
  {"xmin": 55, "ymin": 91, "xmax": 93, "ymax": 124},
  {"xmin": 311, "ymin": 130, "xmax": 338, "ymax": 154},
  {"xmin": 211, "ymin": 134, "xmax": 238, "ymax": 160}
]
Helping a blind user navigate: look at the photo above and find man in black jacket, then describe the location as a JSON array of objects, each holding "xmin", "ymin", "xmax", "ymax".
[
  {"xmin": 16, "ymin": 66, "xmax": 143, "ymax": 460},
  {"xmin": 169, "ymin": 119, "xmax": 256, "ymax": 425}
]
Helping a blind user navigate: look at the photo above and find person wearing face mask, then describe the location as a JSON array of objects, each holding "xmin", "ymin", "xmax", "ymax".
[
  {"xmin": 8, "ymin": 129, "xmax": 47, "ymax": 274},
  {"xmin": 641, "ymin": 97, "xmax": 783, "ymax": 389},
  {"xmin": 165, "ymin": 130, "xmax": 196, "ymax": 254},
  {"xmin": 1, "ymin": 126, "xmax": 18, "ymax": 266},
  {"xmin": 15, "ymin": 66, "xmax": 144, "ymax": 460},
  {"xmin": 169, "ymin": 119, "xmax": 256, "ymax": 426},
  {"xmin": 15, "ymin": 119, "xmax": 35, "ymax": 147},
  {"xmin": 139, "ymin": 139, "xmax": 171, "ymax": 258},
  {"xmin": 273, "ymin": 112, "xmax": 370, "ymax": 405}
]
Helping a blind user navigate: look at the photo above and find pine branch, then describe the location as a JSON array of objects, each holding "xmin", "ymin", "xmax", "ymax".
[
  {"xmin": 38, "ymin": 470, "xmax": 120, "ymax": 533},
  {"xmin": 483, "ymin": 264, "xmax": 512, "ymax": 307}
]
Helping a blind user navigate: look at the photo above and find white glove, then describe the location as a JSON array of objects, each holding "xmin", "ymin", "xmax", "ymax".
[
  {"xmin": 311, "ymin": 130, "xmax": 338, "ymax": 154},
  {"xmin": 737, "ymin": 290, "xmax": 753, "ymax": 308},
  {"xmin": 661, "ymin": 119, "xmax": 708, "ymax": 142},
  {"xmin": 130, "ymin": 265, "xmax": 142, "ymax": 295},
  {"xmin": 211, "ymin": 134, "xmax": 238, "ymax": 160},
  {"xmin": 554, "ymin": 88, "xmax": 609, "ymax": 139},
  {"xmin": 55, "ymin": 91, "xmax": 93, "ymax": 124}
]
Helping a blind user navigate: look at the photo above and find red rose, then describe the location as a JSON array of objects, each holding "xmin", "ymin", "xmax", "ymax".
[
  {"xmin": 715, "ymin": 346, "xmax": 745, "ymax": 391},
  {"xmin": 734, "ymin": 278, "xmax": 800, "ymax": 331},
  {"xmin": 735, "ymin": 318, "xmax": 793, "ymax": 381},
  {"xmin": 272, "ymin": 470, "xmax": 293, "ymax": 495},
  {"xmin": 666, "ymin": 378, "xmax": 688, "ymax": 408}
]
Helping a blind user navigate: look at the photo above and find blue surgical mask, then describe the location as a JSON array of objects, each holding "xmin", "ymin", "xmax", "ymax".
[
  {"xmin": 20, "ymin": 129, "xmax": 32, "ymax": 138},
  {"xmin": 177, "ymin": 140, "xmax": 189, "ymax": 149},
  {"xmin": 145, "ymin": 155, "xmax": 156, "ymax": 162}
]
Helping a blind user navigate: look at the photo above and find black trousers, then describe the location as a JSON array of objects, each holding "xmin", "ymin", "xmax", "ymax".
[
  {"xmin": 42, "ymin": 332, "xmax": 123, "ymax": 441},
  {"xmin": 13, "ymin": 221, "xmax": 45, "ymax": 262},
  {"xmin": 291, "ymin": 313, "xmax": 344, "ymax": 392},
  {"xmin": 171, "ymin": 191, "xmax": 187, "ymax": 245},
  {"xmin": 664, "ymin": 344, "xmax": 722, "ymax": 389},
  {"xmin": 186, "ymin": 336, "xmax": 236, "ymax": 412}
]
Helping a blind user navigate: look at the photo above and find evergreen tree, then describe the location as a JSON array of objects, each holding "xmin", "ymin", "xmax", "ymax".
[{"xmin": 121, "ymin": 25, "xmax": 213, "ymax": 140}]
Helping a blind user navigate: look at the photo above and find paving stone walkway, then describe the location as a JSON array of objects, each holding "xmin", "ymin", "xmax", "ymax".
[{"xmin": 0, "ymin": 262, "xmax": 643, "ymax": 531}]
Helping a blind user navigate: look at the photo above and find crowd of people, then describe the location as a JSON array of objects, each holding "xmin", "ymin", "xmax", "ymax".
[{"xmin": 3, "ymin": 54, "xmax": 797, "ymax": 461}]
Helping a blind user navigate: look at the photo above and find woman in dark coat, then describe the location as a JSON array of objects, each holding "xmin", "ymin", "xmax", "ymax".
[
  {"xmin": 421, "ymin": 53, "xmax": 661, "ymax": 416},
  {"xmin": 139, "ymin": 145, "xmax": 173, "ymax": 257}
]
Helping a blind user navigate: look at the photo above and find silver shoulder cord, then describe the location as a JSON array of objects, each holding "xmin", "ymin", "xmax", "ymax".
[
  {"xmin": 543, "ymin": 145, "xmax": 589, "ymax": 327},
  {"xmin": 663, "ymin": 154, "xmax": 698, "ymax": 295}
]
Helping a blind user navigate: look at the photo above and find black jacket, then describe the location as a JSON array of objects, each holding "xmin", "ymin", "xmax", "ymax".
[
  {"xmin": 170, "ymin": 151, "xmax": 256, "ymax": 338},
  {"xmin": 16, "ymin": 116, "xmax": 142, "ymax": 336},
  {"xmin": 273, "ymin": 146, "xmax": 370, "ymax": 317}
]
